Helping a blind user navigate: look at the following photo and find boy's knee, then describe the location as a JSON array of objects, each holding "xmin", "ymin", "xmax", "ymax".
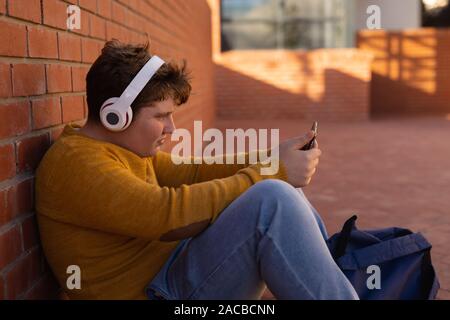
[
  {"xmin": 251, "ymin": 180, "xmax": 298, "ymax": 202},
  {"xmin": 248, "ymin": 180, "xmax": 314, "ymax": 233},
  {"xmin": 248, "ymin": 180, "xmax": 306, "ymax": 217}
]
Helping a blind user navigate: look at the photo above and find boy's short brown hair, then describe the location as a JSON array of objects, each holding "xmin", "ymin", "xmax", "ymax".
[{"xmin": 86, "ymin": 40, "xmax": 192, "ymax": 123}]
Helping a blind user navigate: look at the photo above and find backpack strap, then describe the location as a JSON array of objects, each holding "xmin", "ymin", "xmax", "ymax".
[
  {"xmin": 337, "ymin": 232, "xmax": 432, "ymax": 270},
  {"xmin": 333, "ymin": 215, "xmax": 358, "ymax": 260}
]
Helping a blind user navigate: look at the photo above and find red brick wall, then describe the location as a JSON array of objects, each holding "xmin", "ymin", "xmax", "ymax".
[
  {"xmin": 214, "ymin": 50, "xmax": 373, "ymax": 121},
  {"xmin": 357, "ymin": 28, "xmax": 450, "ymax": 116},
  {"xmin": 0, "ymin": 0, "xmax": 215, "ymax": 299}
]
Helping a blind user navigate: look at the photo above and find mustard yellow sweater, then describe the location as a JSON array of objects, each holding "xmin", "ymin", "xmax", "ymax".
[{"xmin": 35, "ymin": 124, "xmax": 288, "ymax": 300}]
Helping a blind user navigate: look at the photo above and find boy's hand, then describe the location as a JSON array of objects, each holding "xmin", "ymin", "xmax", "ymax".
[{"xmin": 278, "ymin": 131, "xmax": 321, "ymax": 187}]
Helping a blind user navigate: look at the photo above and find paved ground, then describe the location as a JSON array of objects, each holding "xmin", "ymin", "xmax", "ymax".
[{"xmin": 216, "ymin": 115, "xmax": 450, "ymax": 300}]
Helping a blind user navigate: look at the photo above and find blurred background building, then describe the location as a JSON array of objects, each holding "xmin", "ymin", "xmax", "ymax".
[
  {"xmin": 213, "ymin": 0, "xmax": 450, "ymax": 119},
  {"xmin": 220, "ymin": 0, "xmax": 449, "ymax": 50}
]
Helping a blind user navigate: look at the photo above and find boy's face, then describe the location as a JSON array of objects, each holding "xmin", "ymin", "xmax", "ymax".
[{"xmin": 118, "ymin": 98, "xmax": 176, "ymax": 157}]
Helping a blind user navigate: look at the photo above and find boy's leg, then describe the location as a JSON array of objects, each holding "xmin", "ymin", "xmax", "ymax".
[
  {"xmin": 146, "ymin": 179, "xmax": 358, "ymax": 300},
  {"xmin": 296, "ymin": 187, "xmax": 329, "ymax": 240}
]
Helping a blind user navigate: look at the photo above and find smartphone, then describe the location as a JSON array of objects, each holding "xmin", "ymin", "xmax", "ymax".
[{"xmin": 301, "ymin": 121, "xmax": 318, "ymax": 151}]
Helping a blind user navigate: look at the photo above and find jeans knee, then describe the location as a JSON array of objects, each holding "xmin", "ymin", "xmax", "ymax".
[
  {"xmin": 251, "ymin": 180, "xmax": 300, "ymax": 205},
  {"xmin": 252, "ymin": 179, "xmax": 296, "ymax": 197},
  {"xmin": 248, "ymin": 180, "xmax": 312, "ymax": 223}
]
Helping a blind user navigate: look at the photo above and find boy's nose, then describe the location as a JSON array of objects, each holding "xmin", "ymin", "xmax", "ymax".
[{"xmin": 164, "ymin": 117, "xmax": 176, "ymax": 134}]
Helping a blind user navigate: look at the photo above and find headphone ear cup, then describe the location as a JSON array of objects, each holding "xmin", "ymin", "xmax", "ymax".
[
  {"xmin": 100, "ymin": 98, "xmax": 133, "ymax": 132},
  {"xmin": 122, "ymin": 106, "xmax": 133, "ymax": 131}
]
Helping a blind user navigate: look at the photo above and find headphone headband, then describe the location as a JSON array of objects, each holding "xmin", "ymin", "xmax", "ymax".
[{"xmin": 115, "ymin": 55, "xmax": 165, "ymax": 112}]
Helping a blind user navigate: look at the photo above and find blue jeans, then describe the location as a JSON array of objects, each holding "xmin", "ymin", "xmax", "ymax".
[{"xmin": 146, "ymin": 180, "xmax": 359, "ymax": 300}]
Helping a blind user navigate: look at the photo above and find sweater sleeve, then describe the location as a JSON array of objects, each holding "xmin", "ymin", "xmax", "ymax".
[
  {"xmin": 36, "ymin": 147, "xmax": 287, "ymax": 241},
  {"xmin": 152, "ymin": 150, "xmax": 282, "ymax": 187}
]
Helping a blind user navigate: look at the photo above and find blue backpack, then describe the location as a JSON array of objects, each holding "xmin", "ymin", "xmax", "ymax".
[{"xmin": 327, "ymin": 215, "xmax": 440, "ymax": 300}]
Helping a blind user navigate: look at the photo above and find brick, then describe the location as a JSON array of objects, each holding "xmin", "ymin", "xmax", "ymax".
[
  {"xmin": 6, "ymin": 249, "xmax": 43, "ymax": 299},
  {"xmin": 0, "ymin": 226, "xmax": 22, "ymax": 270},
  {"xmin": 46, "ymin": 64, "xmax": 72, "ymax": 93},
  {"xmin": 50, "ymin": 126, "xmax": 64, "ymax": 143},
  {"xmin": 22, "ymin": 215, "xmax": 39, "ymax": 251},
  {"xmin": 79, "ymin": 0, "xmax": 97, "ymax": 12},
  {"xmin": 111, "ymin": 1, "xmax": 127, "ymax": 24},
  {"xmin": 105, "ymin": 20, "xmax": 126, "ymax": 41},
  {"xmin": 0, "ymin": 0, "xmax": 5, "ymax": 14},
  {"xmin": 357, "ymin": 29, "xmax": 450, "ymax": 114},
  {"xmin": 12, "ymin": 64, "xmax": 46, "ymax": 96},
  {"xmin": 42, "ymin": 0, "xmax": 68, "ymax": 30},
  {"xmin": 16, "ymin": 134, "xmax": 50, "ymax": 173},
  {"xmin": 127, "ymin": 0, "xmax": 140, "ymax": 11},
  {"xmin": 28, "ymin": 26, "xmax": 59, "ymax": 59},
  {"xmin": 1, "ymin": 179, "xmax": 34, "ymax": 227},
  {"xmin": 0, "ymin": 186, "xmax": 17, "ymax": 226},
  {"xmin": 0, "ymin": 189, "xmax": 12, "ymax": 227},
  {"xmin": 97, "ymin": 0, "xmax": 112, "ymax": 19},
  {"xmin": 71, "ymin": 8, "xmax": 90, "ymax": 36},
  {"xmin": 32, "ymin": 97, "xmax": 62, "ymax": 129},
  {"xmin": 0, "ymin": 20, "xmax": 27, "ymax": 57},
  {"xmin": 0, "ymin": 101, "xmax": 30, "ymax": 140},
  {"xmin": 0, "ymin": 144, "xmax": 15, "ymax": 182},
  {"xmin": 58, "ymin": 32, "xmax": 82, "ymax": 62},
  {"xmin": 71, "ymin": 66, "xmax": 88, "ymax": 92},
  {"xmin": 81, "ymin": 38, "xmax": 103, "ymax": 63},
  {"xmin": 8, "ymin": 0, "xmax": 41, "ymax": 23},
  {"xmin": 128, "ymin": 13, "xmax": 144, "ymax": 32},
  {"xmin": 130, "ymin": 30, "xmax": 144, "ymax": 44},
  {"xmin": 0, "ymin": 276, "xmax": 4, "ymax": 300},
  {"xmin": 62, "ymin": 95, "xmax": 85, "ymax": 123},
  {"xmin": 23, "ymin": 273, "xmax": 60, "ymax": 300},
  {"xmin": 0, "ymin": 63, "xmax": 12, "ymax": 98},
  {"xmin": 7, "ymin": 179, "xmax": 34, "ymax": 221},
  {"xmin": 89, "ymin": 12, "xmax": 106, "ymax": 40}
]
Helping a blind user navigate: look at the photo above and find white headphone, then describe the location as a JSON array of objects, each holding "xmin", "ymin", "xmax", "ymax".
[{"xmin": 99, "ymin": 55, "xmax": 165, "ymax": 132}]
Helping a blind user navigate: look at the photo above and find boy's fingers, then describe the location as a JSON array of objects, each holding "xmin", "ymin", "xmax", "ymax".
[
  {"xmin": 307, "ymin": 148, "xmax": 322, "ymax": 159},
  {"xmin": 289, "ymin": 131, "xmax": 314, "ymax": 149}
]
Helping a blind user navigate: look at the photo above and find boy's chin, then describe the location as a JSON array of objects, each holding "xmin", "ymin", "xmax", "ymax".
[{"xmin": 147, "ymin": 146, "xmax": 161, "ymax": 157}]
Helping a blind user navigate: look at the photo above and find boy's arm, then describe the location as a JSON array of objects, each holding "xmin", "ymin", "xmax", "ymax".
[
  {"xmin": 153, "ymin": 150, "xmax": 274, "ymax": 187},
  {"xmin": 37, "ymin": 151, "xmax": 286, "ymax": 241}
]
